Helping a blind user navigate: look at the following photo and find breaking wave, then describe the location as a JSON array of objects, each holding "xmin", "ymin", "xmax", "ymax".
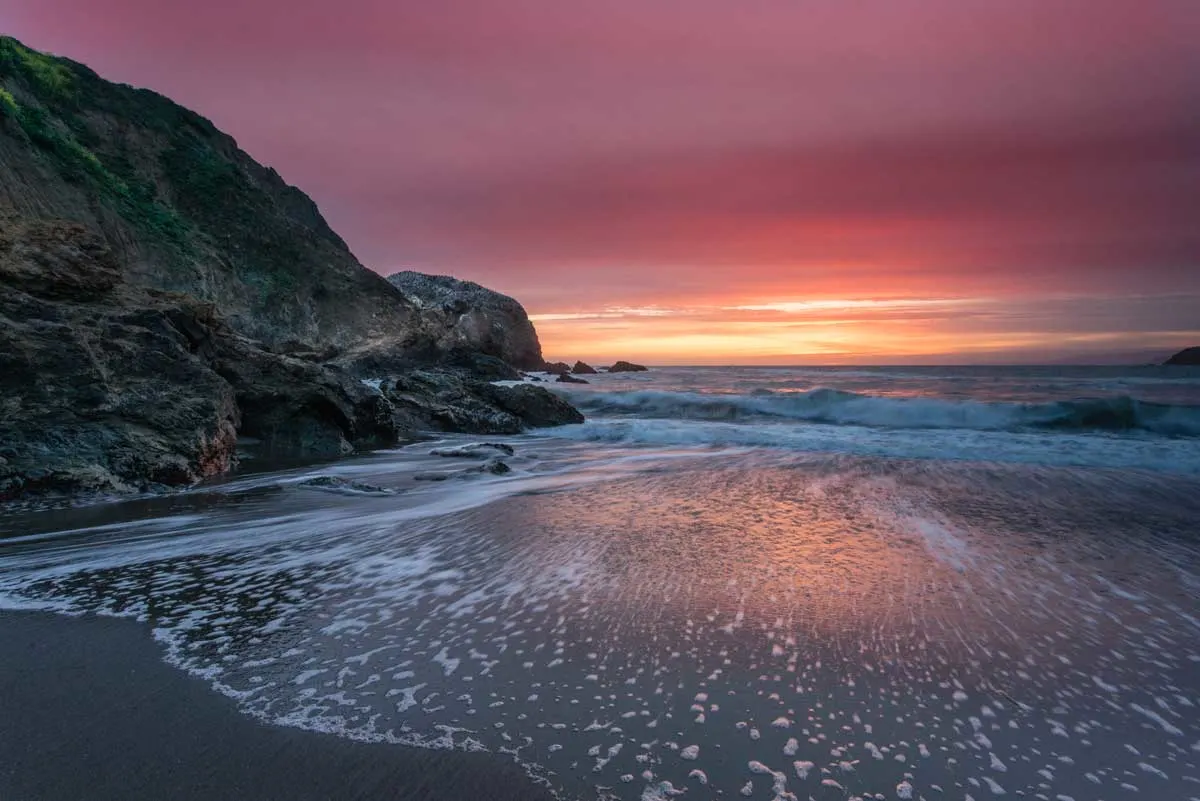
[{"xmin": 565, "ymin": 388, "xmax": 1200, "ymax": 436}]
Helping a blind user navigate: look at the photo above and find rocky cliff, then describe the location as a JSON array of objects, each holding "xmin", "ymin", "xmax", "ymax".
[
  {"xmin": 0, "ymin": 37, "xmax": 580, "ymax": 501},
  {"xmin": 0, "ymin": 35, "xmax": 429, "ymax": 351}
]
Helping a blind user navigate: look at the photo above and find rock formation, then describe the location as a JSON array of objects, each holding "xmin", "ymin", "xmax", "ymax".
[
  {"xmin": 608, "ymin": 360, "xmax": 649, "ymax": 372},
  {"xmin": 386, "ymin": 272, "xmax": 543, "ymax": 370},
  {"xmin": 0, "ymin": 37, "xmax": 582, "ymax": 501},
  {"xmin": 572, "ymin": 360, "xmax": 598, "ymax": 374},
  {"xmin": 0, "ymin": 37, "xmax": 431, "ymax": 353},
  {"xmin": 1164, "ymin": 347, "xmax": 1200, "ymax": 366},
  {"xmin": 0, "ymin": 217, "xmax": 399, "ymax": 497}
]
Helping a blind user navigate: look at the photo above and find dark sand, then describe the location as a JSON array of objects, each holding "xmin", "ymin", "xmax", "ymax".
[{"xmin": 0, "ymin": 611, "xmax": 555, "ymax": 801}]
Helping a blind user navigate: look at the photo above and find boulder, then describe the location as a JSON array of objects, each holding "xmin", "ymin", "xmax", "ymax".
[
  {"xmin": 387, "ymin": 271, "xmax": 543, "ymax": 370},
  {"xmin": 1164, "ymin": 347, "xmax": 1200, "ymax": 366},
  {"xmin": 476, "ymin": 383, "xmax": 586, "ymax": 427},
  {"xmin": 572, "ymin": 360, "xmax": 598, "ymax": 374},
  {"xmin": 413, "ymin": 457, "xmax": 511, "ymax": 481},
  {"xmin": 556, "ymin": 373, "xmax": 589, "ymax": 384},
  {"xmin": 607, "ymin": 360, "xmax": 649, "ymax": 373},
  {"xmin": 297, "ymin": 476, "xmax": 395, "ymax": 496},
  {"xmin": 430, "ymin": 442, "xmax": 515, "ymax": 458}
]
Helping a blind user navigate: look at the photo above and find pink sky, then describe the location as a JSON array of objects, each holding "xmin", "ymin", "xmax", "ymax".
[{"xmin": 5, "ymin": 0, "xmax": 1199, "ymax": 362}]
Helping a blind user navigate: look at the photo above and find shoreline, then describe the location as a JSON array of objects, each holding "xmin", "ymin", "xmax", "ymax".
[{"xmin": 0, "ymin": 611, "xmax": 557, "ymax": 801}]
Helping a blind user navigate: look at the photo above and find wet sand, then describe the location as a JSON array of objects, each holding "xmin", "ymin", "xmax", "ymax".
[{"xmin": 0, "ymin": 611, "xmax": 554, "ymax": 801}]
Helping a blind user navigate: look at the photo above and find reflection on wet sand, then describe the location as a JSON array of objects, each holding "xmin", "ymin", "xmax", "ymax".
[{"xmin": 2, "ymin": 442, "xmax": 1198, "ymax": 800}]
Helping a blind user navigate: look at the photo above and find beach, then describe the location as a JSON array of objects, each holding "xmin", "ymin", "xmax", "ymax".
[
  {"xmin": 2, "ymin": 365, "xmax": 1199, "ymax": 800},
  {"xmin": 0, "ymin": 611, "xmax": 555, "ymax": 801}
]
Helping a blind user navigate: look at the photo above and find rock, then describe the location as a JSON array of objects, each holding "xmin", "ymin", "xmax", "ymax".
[
  {"xmin": 0, "ymin": 220, "xmax": 238, "ymax": 498},
  {"xmin": 542, "ymin": 361, "xmax": 571, "ymax": 374},
  {"xmin": 0, "ymin": 218, "xmax": 399, "ymax": 500},
  {"xmin": 386, "ymin": 271, "xmax": 543, "ymax": 370},
  {"xmin": 556, "ymin": 373, "xmax": 589, "ymax": 384},
  {"xmin": 413, "ymin": 458, "xmax": 510, "ymax": 481},
  {"xmin": 1164, "ymin": 347, "xmax": 1200, "ymax": 366},
  {"xmin": 0, "ymin": 37, "xmax": 586, "ymax": 502},
  {"xmin": 476, "ymin": 458, "xmax": 512, "ymax": 475},
  {"xmin": 296, "ymin": 476, "xmax": 395, "ymax": 496},
  {"xmin": 476, "ymin": 383, "xmax": 586, "ymax": 427},
  {"xmin": 572, "ymin": 360, "xmax": 598, "ymax": 374},
  {"xmin": 379, "ymin": 369, "xmax": 583, "ymax": 433},
  {"xmin": 430, "ymin": 442, "xmax": 515, "ymax": 458},
  {"xmin": 607, "ymin": 360, "xmax": 649, "ymax": 373},
  {"xmin": 412, "ymin": 471, "xmax": 453, "ymax": 482},
  {"xmin": 206, "ymin": 331, "xmax": 401, "ymax": 458},
  {"xmin": 0, "ymin": 36, "xmax": 430, "ymax": 354}
]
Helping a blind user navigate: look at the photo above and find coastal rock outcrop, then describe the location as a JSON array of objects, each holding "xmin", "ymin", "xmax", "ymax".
[
  {"xmin": 0, "ymin": 218, "xmax": 402, "ymax": 498},
  {"xmin": 607, "ymin": 360, "xmax": 649, "ymax": 373},
  {"xmin": 0, "ymin": 217, "xmax": 579, "ymax": 500},
  {"xmin": 0, "ymin": 36, "xmax": 435, "ymax": 354},
  {"xmin": 1165, "ymin": 347, "xmax": 1200, "ymax": 366},
  {"xmin": 542, "ymin": 361, "xmax": 571, "ymax": 374},
  {"xmin": 386, "ymin": 272, "xmax": 543, "ymax": 370},
  {"xmin": 572, "ymin": 361, "xmax": 598, "ymax": 374},
  {"xmin": 556, "ymin": 373, "xmax": 589, "ymax": 384},
  {"xmin": 0, "ymin": 36, "xmax": 585, "ymax": 501}
]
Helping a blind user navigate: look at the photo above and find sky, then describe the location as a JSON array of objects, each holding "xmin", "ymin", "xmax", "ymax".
[{"xmin": 4, "ymin": 0, "xmax": 1199, "ymax": 364}]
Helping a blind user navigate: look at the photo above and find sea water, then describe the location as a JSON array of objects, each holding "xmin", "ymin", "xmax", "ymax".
[{"xmin": 2, "ymin": 365, "xmax": 1199, "ymax": 800}]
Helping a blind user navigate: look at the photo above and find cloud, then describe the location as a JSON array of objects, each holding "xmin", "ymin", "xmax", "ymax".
[{"xmin": 8, "ymin": 0, "xmax": 1199, "ymax": 361}]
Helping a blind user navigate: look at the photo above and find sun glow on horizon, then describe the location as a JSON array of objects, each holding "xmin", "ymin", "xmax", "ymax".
[{"xmin": 530, "ymin": 293, "xmax": 1200, "ymax": 365}]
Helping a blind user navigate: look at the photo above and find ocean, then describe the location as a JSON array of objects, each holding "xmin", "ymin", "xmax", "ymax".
[{"xmin": 2, "ymin": 365, "xmax": 1199, "ymax": 800}]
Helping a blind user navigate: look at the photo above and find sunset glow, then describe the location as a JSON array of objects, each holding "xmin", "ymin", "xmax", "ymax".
[{"xmin": 6, "ymin": 0, "xmax": 1199, "ymax": 363}]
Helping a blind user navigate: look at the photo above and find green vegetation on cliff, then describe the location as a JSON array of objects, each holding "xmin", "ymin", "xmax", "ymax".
[
  {"xmin": 0, "ymin": 35, "xmax": 416, "ymax": 348},
  {"xmin": 0, "ymin": 38, "xmax": 188, "ymax": 243}
]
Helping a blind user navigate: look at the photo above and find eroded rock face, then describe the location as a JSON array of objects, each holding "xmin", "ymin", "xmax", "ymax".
[
  {"xmin": 1165, "ymin": 347, "xmax": 1200, "ymax": 366},
  {"xmin": 0, "ymin": 219, "xmax": 400, "ymax": 499},
  {"xmin": 379, "ymin": 370, "xmax": 582, "ymax": 434},
  {"xmin": 477, "ymin": 383, "xmax": 586, "ymax": 428},
  {"xmin": 387, "ymin": 272, "xmax": 543, "ymax": 370},
  {"xmin": 0, "ymin": 38, "xmax": 585, "ymax": 501},
  {"xmin": 0, "ymin": 220, "xmax": 238, "ymax": 497},
  {"xmin": 0, "ymin": 36, "xmax": 430, "ymax": 354}
]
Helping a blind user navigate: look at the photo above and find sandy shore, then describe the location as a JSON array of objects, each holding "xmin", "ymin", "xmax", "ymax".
[{"xmin": 0, "ymin": 611, "xmax": 555, "ymax": 801}]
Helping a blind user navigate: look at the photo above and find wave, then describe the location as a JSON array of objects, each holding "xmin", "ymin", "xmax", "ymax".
[{"xmin": 563, "ymin": 388, "xmax": 1200, "ymax": 436}]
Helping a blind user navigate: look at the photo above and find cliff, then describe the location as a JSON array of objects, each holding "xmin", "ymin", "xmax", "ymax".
[
  {"xmin": 0, "ymin": 37, "xmax": 580, "ymax": 500},
  {"xmin": 0, "ymin": 36, "xmax": 431, "ymax": 351}
]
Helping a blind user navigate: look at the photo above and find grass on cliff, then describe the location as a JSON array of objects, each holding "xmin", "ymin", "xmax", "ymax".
[
  {"xmin": 0, "ymin": 38, "xmax": 74, "ymax": 100},
  {"xmin": 0, "ymin": 37, "xmax": 189, "ymax": 244}
]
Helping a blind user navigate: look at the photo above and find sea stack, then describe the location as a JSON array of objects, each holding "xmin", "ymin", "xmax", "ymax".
[{"xmin": 1164, "ymin": 347, "xmax": 1200, "ymax": 366}]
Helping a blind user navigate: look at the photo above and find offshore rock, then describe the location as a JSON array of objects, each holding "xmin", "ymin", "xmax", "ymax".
[
  {"xmin": 607, "ymin": 360, "xmax": 649, "ymax": 372},
  {"xmin": 1164, "ymin": 347, "xmax": 1200, "ymax": 366}
]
